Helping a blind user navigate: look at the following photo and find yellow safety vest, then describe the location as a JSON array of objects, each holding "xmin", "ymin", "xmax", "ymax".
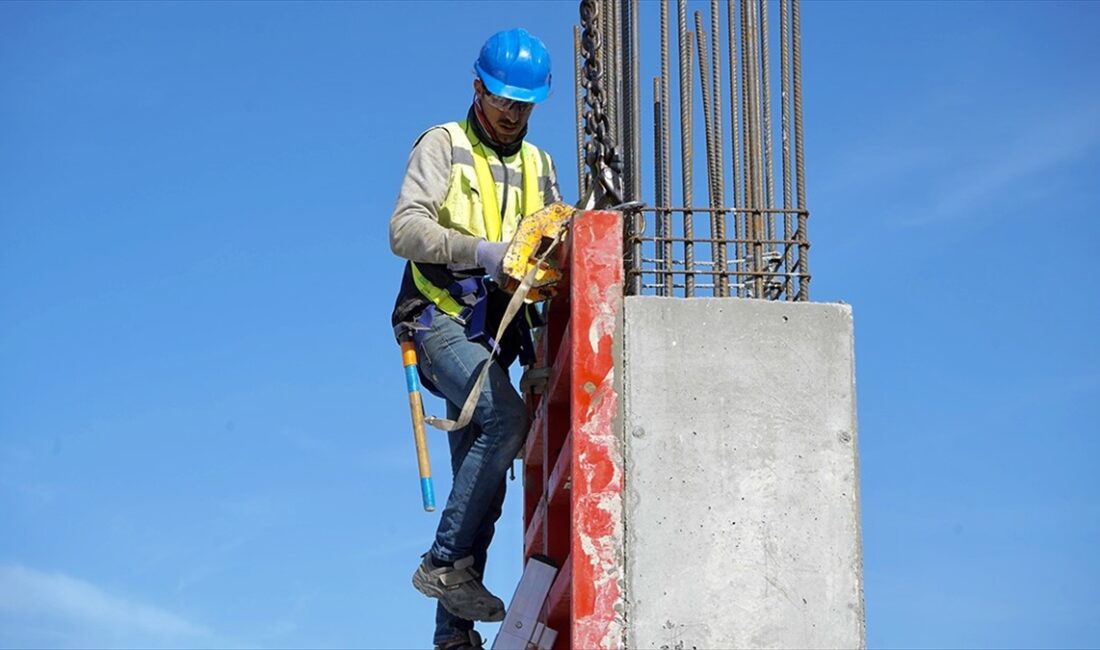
[{"xmin": 411, "ymin": 120, "xmax": 553, "ymax": 318}]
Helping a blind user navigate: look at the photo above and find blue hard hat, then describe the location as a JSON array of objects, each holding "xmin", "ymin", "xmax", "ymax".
[{"xmin": 474, "ymin": 28, "xmax": 552, "ymax": 104}]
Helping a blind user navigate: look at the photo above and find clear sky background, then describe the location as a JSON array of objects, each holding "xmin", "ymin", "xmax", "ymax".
[{"xmin": 1, "ymin": 1, "xmax": 1098, "ymax": 648}]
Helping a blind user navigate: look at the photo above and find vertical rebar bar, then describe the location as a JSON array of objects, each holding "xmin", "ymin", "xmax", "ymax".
[
  {"xmin": 694, "ymin": 11, "xmax": 716, "ymax": 211},
  {"xmin": 624, "ymin": 0, "xmax": 642, "ymax": 292},
  {"xmin": 760, "ymin": 0, "xmax": 776, "ymax": 253},
  {"xmin": 710, "ymin": 0, "xmax": 728, "ymax": 296},
  {"xmin": 727, "ymin": 0, "xmax": 744, "ymax": 296},
  {"xmin": 738, "ymin": 0, "xmax": 754, "ymax": 296},
  {"xmin": 792, "ymin": 0, "xmax": 809, "ymax": 300},
  {"xmin": 741, "ymin": 0, "xmax": 760, "ymax": 297},
  {"xmin": 574, "ymin": 24, "xmax": 587, "ymax": 201},
  {"xmin": 780, "ymin": 0, "xmax": 793, "ymax": 300},
  {"xmin": 602, "ymin": 0, "xmax": 617, "ymax": 148},
  {"xmin": 620, "ymin": 1, "xmax": 633, "ymax": 203},
  {"xmin": 628, "ymin": 0, "xmax": 642, "ymax": 203},
  {"xmin": 630, "ymin": 0, "xmax": 643, "ymax": 294},
  {"xmin": 751, "ymin": 0, "xmax": 766, "ymax": 298},
  {"xmin": 606, "ymin": 0, "xmax": 809, "ymax": 301},
  {"xmin": 661, "ymin": 0, "xmax": 673, "ymax": 297},
  {"xmin": 613, "ymin": 0, "xmax": 624, "ymax": 146},
  {"xmin": 653, "ymin": 75, "xmax": 665, "ymax": 296},
  {"xmin": 694, "ymin": 11, "xmax": 721, "ymax": 298},
  {"xmin": 678, "ymin": 1, "xmax": 695, "ymax": 297}
]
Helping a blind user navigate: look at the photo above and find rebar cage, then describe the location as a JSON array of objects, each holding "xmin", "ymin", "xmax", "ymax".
[
  {"xmin": 575, "ymin": 0, "xmax": 810, "ymax": 300},
  {"xmin": 625, "ymin": 206, "xmax": 808, "ymax": 299}
]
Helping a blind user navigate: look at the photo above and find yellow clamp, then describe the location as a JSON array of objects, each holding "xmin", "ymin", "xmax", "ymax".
[{"xmin": 501, "ymin": 202, "xmax": 575, "ymax": 303}]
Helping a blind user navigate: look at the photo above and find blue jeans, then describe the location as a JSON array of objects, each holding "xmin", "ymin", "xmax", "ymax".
[{"xmin": 416, "ymin": 312, "xmax": 529, "ymax": 644}]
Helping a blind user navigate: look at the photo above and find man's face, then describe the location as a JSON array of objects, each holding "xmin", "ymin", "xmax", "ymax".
[{"xmin": 475, "ymin": 79, "xmax": 534, "ymax": 144}]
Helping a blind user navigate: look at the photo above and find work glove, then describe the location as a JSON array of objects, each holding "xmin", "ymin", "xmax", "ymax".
[{"xmin": 475, "ymin": 240, "xmax": 510, "ymax": 285}]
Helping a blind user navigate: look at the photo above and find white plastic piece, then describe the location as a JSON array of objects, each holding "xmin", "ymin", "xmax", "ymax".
[{"xmin": 491, "ymin": 557, "xmax": 558, "ymax": 650}]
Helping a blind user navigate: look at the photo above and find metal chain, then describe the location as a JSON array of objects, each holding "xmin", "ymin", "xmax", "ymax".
[{"xmin": 579, "ymin": 0, "xmax": 623, "ymax": 207}]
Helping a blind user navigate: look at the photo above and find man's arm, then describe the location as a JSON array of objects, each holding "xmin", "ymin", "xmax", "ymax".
[
  {"xmin": 389, "ymin": 128, "xmax": 481, "ymax": 267},
  {"xmin": 542, "ymin": 150, "xmax": 563, "ymax": 204}
]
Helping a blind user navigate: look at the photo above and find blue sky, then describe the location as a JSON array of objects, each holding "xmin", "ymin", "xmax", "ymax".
[{"xmin": 1, "ymin": 1, "xmax": 1098, "ymax": 648}]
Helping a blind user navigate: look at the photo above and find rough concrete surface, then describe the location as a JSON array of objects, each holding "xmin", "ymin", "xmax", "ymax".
[{"xmin": 622, "ymin": 297, "xmax": 864, "ymax": 649}]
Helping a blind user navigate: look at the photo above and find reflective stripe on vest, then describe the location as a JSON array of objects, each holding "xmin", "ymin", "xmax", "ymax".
[
  {"xmin": 410, "ymin": 267, "xmax": 467, "ymax": 318},
  {"xmin": 411, "ymin": 120, "xmax": 550, "ymax": 318}
]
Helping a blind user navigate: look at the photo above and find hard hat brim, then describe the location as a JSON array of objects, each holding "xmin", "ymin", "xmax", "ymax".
[{"xmin": 476, "ymin": 62, "xmax": 550, "ymax": 104}]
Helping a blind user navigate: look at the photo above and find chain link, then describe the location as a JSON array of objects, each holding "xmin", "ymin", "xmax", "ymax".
[{"xmin": 579, "ymin": 0, "xmax": 623, "ymax": 207}]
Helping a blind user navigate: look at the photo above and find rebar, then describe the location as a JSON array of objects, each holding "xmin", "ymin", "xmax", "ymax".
[
  {"xmin": 600, "ymin": 0, "xmax": 612, "ymax": 147},
  {"xmin": 727, "ymin": 0, "xmax": 744, "ymax": 296},
  {"xmin": 693, "ymin": 10, "xmax": 724, "ymax": 297},
  {"xmin": 660, "ymin": 0, "xmax": 673, "ymax": 296},
  {"xmin": 760, "ymin": 0, "xmax": 776, "ymax": 255},
  {"xmin": 677, "ymin": 1, "xmax": 694, "ymax": 297},
  {"xmin": 619, "ymin": 0, "xmax": 642, "ymax": 294},
  {"xmin": 624, "ymin": 0, "xmax": 633, "ymax": 202},
  {"xmin": 606, "ymin": 0, "xmax": 621, "ymax": 146},
  {"xmin": 652, "ymin": 75, "xmax": 666, "ymax": 297},
  {"xmin": 710, "ymin": 0, "xmax": 728, "ymax": 296},
  {"xmin": 741, "ymin": 0, "xmax": 762, "ymax": 297},
  {"xmin": 792, "ymin": 0, "xmax": 808, "ymax": 300},
  {"xmin": 578, "ymin": 0, "xmax": 811, "ymax": 302},
  {"xmin": 780, "ymin": 0, "xmax": 793, "ymax": 299},
  {"xmin": 738, "ymin": 0, "xmax": 754, "ymax": 296},
  {"xmin": 694, "ymin": 11, "xmax": 716, "ymax": 214},
  {"xmin": 574, "ymin": 25, "xmax": 587, "ymax": 201},
  {"xmin": 625, "ymin": 0, "xmax": 642, "ymax": 203}
]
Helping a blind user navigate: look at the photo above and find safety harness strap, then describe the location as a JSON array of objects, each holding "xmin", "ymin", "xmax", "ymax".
[
  {"xmin": 410, "ymin": 263, "xmax": 466, "ymax": 318},
  {"xmin": 424, "ymin": 223, "xmax": 568, "ymax": 433}
]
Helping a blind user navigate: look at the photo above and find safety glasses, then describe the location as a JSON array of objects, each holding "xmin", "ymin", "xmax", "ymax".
[{"xmin": 482, "ymin": 91, "xmax": 535, "ymax": 115}]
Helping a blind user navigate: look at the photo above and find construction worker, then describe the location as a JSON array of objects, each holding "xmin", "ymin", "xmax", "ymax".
[{"xmin": 389, "ymin": 28, "xmax": 560, "ymax": 650}]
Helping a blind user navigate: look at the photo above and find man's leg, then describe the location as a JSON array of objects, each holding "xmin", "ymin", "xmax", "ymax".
[
  {"xmin": 414, "ymin": 313, "xmax": 528, "ymax": 621},
  {"xmin": 433, "ymin": 408, "xmax": 508, "ymax": 647},
  {"xmin": 417, "ymin": 314, "xmax": 528, "ymax": 562}
]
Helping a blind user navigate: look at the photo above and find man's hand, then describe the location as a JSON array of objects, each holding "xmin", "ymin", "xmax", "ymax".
[{"xmin": 475, "ymin": 240, "xmax": 510, "ymax": 284}]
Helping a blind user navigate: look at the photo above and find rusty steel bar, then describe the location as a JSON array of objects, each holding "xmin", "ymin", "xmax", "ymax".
[
  {"xmin": 626, "ymin": 0, "xmax": 642, "ymax": 203},
  {"xmin": 710, "ymin": 0, "xmax": 728, "ymax": 296},
  {"xmin": 612, "ymin": 0, "xmax": 623, "ymax": 146},
  {"xmin": 678, "ymin": 0, "xmax": 695, "ymax": 297},
  {"xmin": 660, "ymin": 0, "xmax": 673, "ymax": 296},
  {"xmin": 739, "ymin": 0, "xmax": 756, "ymax": 296},
  {"xmin": 574, "ymin": 25, "xmax": 587, "ymax": 201},
  {"xmin": 652, "ymin": 75, "xmax": 666, "ymax": 295},
  {"xmin": 780, "ymin": 0, "xmax": 793, "ymax": 299},
  {"xmin": 742, "ymin": 0, "xmax": 762, "ymax": 297},
  {"xmin": 693, "ymin": 11, "xmax": 717, "ymax": 223},
  {"xmin": 620, "ymin": 0, "xmax": 642, "ymax": 294},
  {"xmin": 619, "ymin": 1, "xmax": 632, "ymax": 202},
  {"xmin": 602, "ymin": 0, "xmax": 617, "ymax": 148},
  {"xmin": 760, "ymin": 0, "xmax": 776, "ymax": 252},
  {"xmin": 684, "ymin": 31, "xmax": 696, "ymax": 297},
  {"xmin": 792, "ymin": 0, "xmax": 809, "ymax": 300},
  {"xmin": 617, "ymin": 0, "xmax": 630, "ymax": 199},
  {"xmin": 727, "ymin": 0, "xmax": 744, "ymax": 295},
  {"xmin": 601, "ymin": 0, "xmax": 611, "ymax": 144},
  {"xmin": 738, "ymin": 0, "xmax": 754, "ymax": 296}
]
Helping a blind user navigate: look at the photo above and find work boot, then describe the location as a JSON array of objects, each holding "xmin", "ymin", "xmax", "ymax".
[
  {"xmin": 412, "ymin": 555, "xmax": 505, "ymax": 622},
  {"xmin": 435, "ymin": 630, "xmax": 484, "ymax": 650}
]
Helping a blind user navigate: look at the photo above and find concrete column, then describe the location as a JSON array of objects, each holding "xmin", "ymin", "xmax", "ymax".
[{"xmin": 622, "ymin": 297, "xmax": 864, "ymax": 649}]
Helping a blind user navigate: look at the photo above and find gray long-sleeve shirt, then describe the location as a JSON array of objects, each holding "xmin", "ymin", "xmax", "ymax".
[{"xmin": 388, "ymin": 127, "xmax": 561, "ymax": 269}]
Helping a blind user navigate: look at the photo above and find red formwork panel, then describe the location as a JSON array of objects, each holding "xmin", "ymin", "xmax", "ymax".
[
  {"xmin": 522, "ymin": 210, "xmax": 623, "ymax": 650},
  {"xmin": 567, "ymin": 211, "xmax": 624, "ymax": 649}
]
